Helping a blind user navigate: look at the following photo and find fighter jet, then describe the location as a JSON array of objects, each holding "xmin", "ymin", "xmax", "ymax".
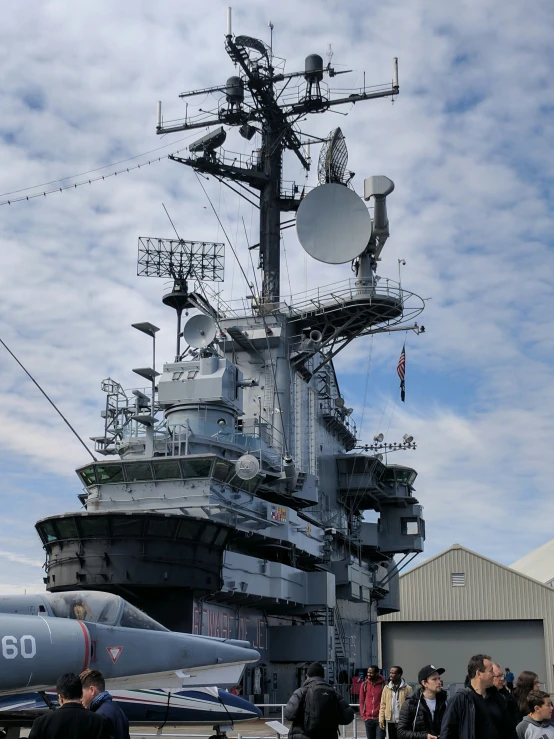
[
  {"xmin": 0, "ymin": 687, "xmax": 262, "ymax": 730},
  {"xmin": 0, "ymin": 591, "xmax": 260, "ymax": 695}
]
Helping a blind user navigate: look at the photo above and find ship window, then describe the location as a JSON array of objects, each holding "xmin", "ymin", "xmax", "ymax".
[
  {"xmin": 198, "ymin": 524, "xmax": 219, "ymax": 544},
  {"xmin": 120, "ymin": 602, "xmax": 168, "ymax": 631},
  {"xmin": 78, "ymin": 466, "xmax": 97, "ymax": 486},
  {"xmin": 111, "ymin": 516, "xmax": 143, "ymax": 538},
  {"xmin": 213, "ymin": 459, "xmax": 231, "ymax": 482},
  {"xmin": 147, "ymin": 518, "xmax": 176, "ymax": 538},
  {"xmin": 237, "ymin": 475, "xmax": 261, "ymax": 493},
  {"xmin": 126, "ymin": 462, "xmax": 153, "ymax": 482},
  {"xmin": 213, "ymin": 529, "xmax": 229, "ymax": 547},
  {"xmin": 176, "ymin": 520, "xmax": 196, "ymax": 539},
  {"xmin": 401, "ymin": 517, "xmax": 420, "ymax": 536},
  {"xmin": 55, "ymin": 518, "xmax": 79, "ymax": 540},
  {"xmin": 38, "ymin": 521, "xmax": 58, "ymax": 543},
  {"xmin": 78, "ymin": 517, "xmax": 109, "ymax": 538},
  {"xmin": 181, "ymin": 457, "xmax": 213, "ymax": 478},
  {"xmin": 96, "ymin": 465, "xmax": 125, "ymax": 484},
  {"xmin": 152, "ymin": 460, "xmax": 182, "ymax": 480}
]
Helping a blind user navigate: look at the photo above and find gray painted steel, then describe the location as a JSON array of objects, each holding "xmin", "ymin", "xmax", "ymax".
[
  {"xmin": 379, "ymin": 544, "xmax": 554, "ymax": 691},
  {"xmin": 381, "ymin": 620, "xmax": 546, "ymax": 685}
]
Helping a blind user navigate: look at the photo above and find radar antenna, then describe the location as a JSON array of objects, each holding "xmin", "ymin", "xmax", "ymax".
[
  {"xmin": 137, "ymin": 236, "xmax": 224, "ymax": 360},
  {"xmin": 318, "ymin": 127, "xmax": 349, "ymax": 185}
]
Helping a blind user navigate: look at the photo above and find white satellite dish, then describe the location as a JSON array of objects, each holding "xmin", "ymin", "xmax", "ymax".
[
  {"xmin": 235, "ymin": 454, "xmax": 261, "ymax": 481},
  {"xmin": 183, "ymin": 314, "xmax": 217, "ymax": 349},
  {"xmin": 296, "ymin": 183, "xmax": 372, "ymax": 264}
]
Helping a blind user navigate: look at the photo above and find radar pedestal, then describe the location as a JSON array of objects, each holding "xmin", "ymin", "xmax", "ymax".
[{"xmin": 162, "ymin": 280, "xmax": 196, "ymax": 360}]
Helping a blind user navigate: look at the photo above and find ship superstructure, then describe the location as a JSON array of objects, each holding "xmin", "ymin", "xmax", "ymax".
[{"xmin": 36, "ymin": 15, "xmax": 426, "ymax": 703}]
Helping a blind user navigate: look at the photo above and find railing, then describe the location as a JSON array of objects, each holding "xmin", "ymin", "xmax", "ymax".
[
  {"xmin": 128, "ymin": 703, "xmax": 364, "ymax": 739},
  {"xmin": 222, "ymin": 277, "xmax": 424, "ymax": 324}
]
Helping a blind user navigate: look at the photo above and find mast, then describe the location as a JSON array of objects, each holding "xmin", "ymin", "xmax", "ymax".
[{"xmin": 156, "ymin": 8, "xmax": 399, "ymax": 305}]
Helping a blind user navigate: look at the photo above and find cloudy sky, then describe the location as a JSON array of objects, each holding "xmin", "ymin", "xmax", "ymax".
[{"xmin": 0, "ymin": 0, "xmax": 553, "ymax": 595}]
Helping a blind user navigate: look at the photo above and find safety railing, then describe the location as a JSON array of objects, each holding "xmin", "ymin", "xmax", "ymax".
[{"xmin": 128, "ymin": 704, "xmax": 364, "ymax": 739}]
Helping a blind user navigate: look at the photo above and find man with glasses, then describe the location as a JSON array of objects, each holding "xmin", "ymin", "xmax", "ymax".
[
  {"xmin": 360, "ymin": 666, "xmax": 385, "ymax": 739},
  {"xmin": 492, "ymin": 663, "xmax": 519, "ymax": 728},
  {"xmin": 441, "ymin": 654, "xmax": 517, "ymax": 739}
]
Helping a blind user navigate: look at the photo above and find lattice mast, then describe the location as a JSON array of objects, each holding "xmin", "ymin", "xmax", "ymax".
[{"xmin": 156, "ymin": 9, "xmax": 399, "ymax": 305}]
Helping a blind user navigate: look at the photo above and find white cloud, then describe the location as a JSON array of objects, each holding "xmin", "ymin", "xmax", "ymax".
[{"xmin": 0, "ymin": 0, "xmax": 553, "ymax": 597}]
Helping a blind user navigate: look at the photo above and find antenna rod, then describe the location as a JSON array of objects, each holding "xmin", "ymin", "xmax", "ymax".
[
  {"xmin": 157, "ymin": 101, "xmax": 162, "ymax": 128},
  {"xmin": 0, "ymin": 336, "xmax": 97, "ymax": 462},
  {"xmin": 393, "ymin": 57, "xmax": 399, "ymax": 89},
  {"xmin": 226, "ymin": 7, "xmax": 232, "ymax": 37}
]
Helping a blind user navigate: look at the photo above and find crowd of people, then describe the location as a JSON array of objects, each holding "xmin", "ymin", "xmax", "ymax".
[
  {"xmin": 357, "ymin": 656, "xmax": 552, "ymax": 739},
  {"xmin": 28, "ymin": 669, "xmax": 130, "ymax": 739},
  {"xmin": 284, "ymin": 656, "xmax": 554, "ymax": 739}
]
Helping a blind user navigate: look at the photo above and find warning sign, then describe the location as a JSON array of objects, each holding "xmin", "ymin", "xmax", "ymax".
[{"xmin": 107, "ymin": 646, "xmax": 123, "ymax": 664}]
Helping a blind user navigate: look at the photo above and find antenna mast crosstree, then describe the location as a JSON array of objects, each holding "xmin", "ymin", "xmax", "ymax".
[{"xmin": 156, "ymin": 8, "xmax": 399, "ymax": 305}]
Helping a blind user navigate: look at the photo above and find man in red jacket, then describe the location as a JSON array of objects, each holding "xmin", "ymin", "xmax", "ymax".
[{"xmin": 360, "ymin": 665, "xmax": 385, "ymax": 739}]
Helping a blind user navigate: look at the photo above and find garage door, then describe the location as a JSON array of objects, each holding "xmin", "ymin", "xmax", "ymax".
[{"xmin": 381, "ymin": 620, "xmax": 546, "ymax": 685}]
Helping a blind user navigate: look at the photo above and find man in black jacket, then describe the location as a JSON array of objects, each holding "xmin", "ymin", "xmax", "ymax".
[
  {"xmin": 81, "ymin": 669, "xmax": 130, "ymax": 739},
  {"xmin": 441, "ymin": 654, "xmax": 518, "ymax": 739},
  {"xmin": 28, "ymin": 673, "xmax": 110, "ymax": 739},
  {"xmin": 398, "ymin": 664, "xmax": 447, "ymax": 739},
  {"xmin": 284, "ymin": 662, "xmax": 354, "ymax": 739},
  {"xmin": 492, "ymin": 662, "xmax": 519, "ymax": 728}
]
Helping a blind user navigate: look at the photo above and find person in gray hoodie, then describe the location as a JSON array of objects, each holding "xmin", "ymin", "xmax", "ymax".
[{"xmin": 516, "ymin": 690, "xmax": 554, "ymax": 739}]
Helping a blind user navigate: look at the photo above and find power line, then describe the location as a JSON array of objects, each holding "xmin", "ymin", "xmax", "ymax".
[
  {"xmin": 0, "ymin": 134, "xmax": 198, "ymax": 197},
  {"xmin": 0, "ymin": 335, "xmax": 97, "ymax": 462},
  {"xmin": 0, "ymin": 144, "xmax": 192, "ymax": 207}
]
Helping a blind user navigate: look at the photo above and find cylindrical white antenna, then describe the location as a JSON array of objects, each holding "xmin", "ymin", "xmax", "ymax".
[
  {"xmin": 306, "ymin": 141, "xmax": 311, "ymax": 163},
  {"xmin": 226, "ymin": 7, "xmax": 232, "ymax": 37},
  {"xmin": 393, "ymin": 57, "xmax": 399, "ymax": 89},
  {"xmin": 157, "ymin": 101, "xmax": 162, "ymax": 128}
]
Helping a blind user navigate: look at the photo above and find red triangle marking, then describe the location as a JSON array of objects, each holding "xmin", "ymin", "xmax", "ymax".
[{"xmin": 107, "ymin": 646, "xmax": 123, "ymax": 664}]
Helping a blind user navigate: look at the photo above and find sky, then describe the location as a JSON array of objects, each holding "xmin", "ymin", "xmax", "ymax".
[{"xmin": 0, "ymin": 0, "xmax": 553, "ymax": 595}]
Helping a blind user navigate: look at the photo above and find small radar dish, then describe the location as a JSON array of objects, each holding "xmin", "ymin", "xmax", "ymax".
[
  {"xmin": 318, "ymin": 128, "xmax": 349, "ymax": 185},
  {"xmin": 296, "ymin": 183, "xmax": 372, "ymax": 264},
  {"xmin": 183, "ymin": 314, "xmax": 217, "ymax": 349},
  {"xmin": 235, "ymin": 454, "xmax": 261, "ymax": 480}
]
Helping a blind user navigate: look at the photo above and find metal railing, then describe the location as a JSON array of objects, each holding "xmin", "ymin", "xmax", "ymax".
[{"xmin": 128, "ymin": 703, "xmax": 364, "ymax": 739}]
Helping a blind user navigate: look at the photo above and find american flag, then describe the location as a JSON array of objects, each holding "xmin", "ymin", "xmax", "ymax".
[{"xmin": 397, "ymin": 345, "xmax": 406, "ymax": 402}]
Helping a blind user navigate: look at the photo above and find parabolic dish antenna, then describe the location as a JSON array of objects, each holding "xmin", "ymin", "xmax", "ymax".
[
  {"xmin": 296, "ymin": 183, "xmax": 372, "ymax": 264},
  {"xmin": 235, "ymin": 454, "xmax": 261, "ymax": 481},
  {"xmin": 183, "ymin": 314, "xmax": 217, "ymax": 349}
]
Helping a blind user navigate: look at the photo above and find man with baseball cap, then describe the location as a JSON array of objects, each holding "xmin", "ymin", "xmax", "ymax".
[{"xmin": 397, "ymin": 665, "xmax": 447, "ymax": 739}]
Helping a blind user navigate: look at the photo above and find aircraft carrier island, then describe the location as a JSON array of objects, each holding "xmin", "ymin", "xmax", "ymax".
[{"xmin": 35, "ymin": 15, "xmax": 426, "ymax": 704}]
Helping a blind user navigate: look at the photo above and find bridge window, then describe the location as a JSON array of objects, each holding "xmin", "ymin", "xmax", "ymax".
[
  {"xmin": 182, "ymin": 457, "xmax": 213, "ymax": 478},
  {"xmin": 152, "ymin": 460, "xmax": 181, "ymax": 480},
  {"xmin": 147, "ymin": 518, "xmax": 177, "ymax": 538},
  {"xmin": 78, "ymin": 466, "xmax": 97, "ymax": 486},
  {"xmin": 401, "ymin": 517, "xmax": 421, "ymax": 536},
  {"xmin": 55, "ymin": 518, "xmax": 79, "ymax": 540},
  {"xmin": 96, "ymin": 465, "xmax": 125, "ymax": 484},
  {"xmin": 111, "ymin": 516, "xmax": 143, "ymax": 538},
  {"xmin": 78, "ymin": 517, "xmax": 109, "ymax": 538},
  {"xmin": 37, "ymin": 520, "xmax": 58, "ymax": 543},
  {"xmin": 126, "ymin": 462, "xmax": 153, "ymax": 482}
]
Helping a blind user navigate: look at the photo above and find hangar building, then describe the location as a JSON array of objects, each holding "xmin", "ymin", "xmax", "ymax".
[{"xmin": 378, "ymin": 543, "xmax": 554, "ymax": 691}]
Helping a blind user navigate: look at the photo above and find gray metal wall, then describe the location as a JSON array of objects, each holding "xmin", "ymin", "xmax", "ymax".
[{"xmin": 381, "ymin": 620, "xmax": 547, "ymax": 685}]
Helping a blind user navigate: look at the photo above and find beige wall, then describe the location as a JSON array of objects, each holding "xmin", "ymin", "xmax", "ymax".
[{"xmin": 379, "ymin": 545, "xmax": 554, "ymax": 691}]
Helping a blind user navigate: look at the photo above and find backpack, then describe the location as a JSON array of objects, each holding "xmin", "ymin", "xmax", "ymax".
[{"xmin": 303, "ymin": 681, "xmax": 340, "ymax": 736}]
